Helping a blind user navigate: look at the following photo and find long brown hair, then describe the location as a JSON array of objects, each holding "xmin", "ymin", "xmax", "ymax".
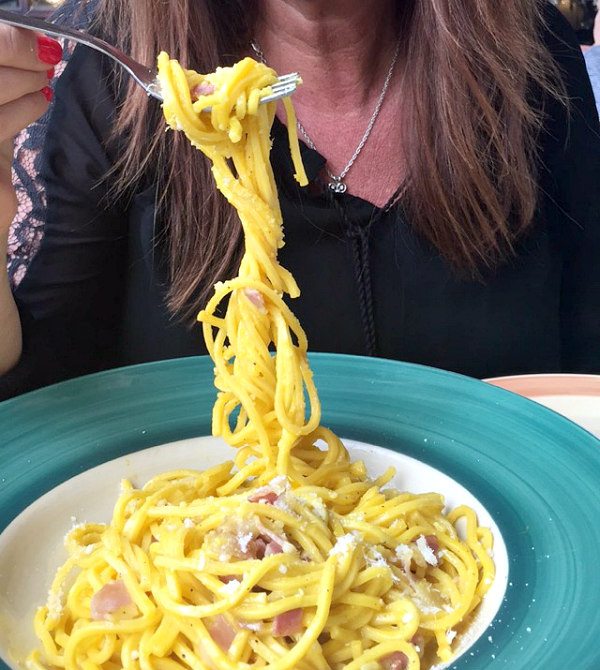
[{"xmin": 94, "ymin": 0, "xmax": 563, "ymax": 321}]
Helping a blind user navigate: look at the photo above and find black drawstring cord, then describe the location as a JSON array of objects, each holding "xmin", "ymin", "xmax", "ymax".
[
  {"xmin": 328, "ymin": 191, "xmax": 378, "ymax": 356},
  {"xmin": 324, "ymin": 180, "xmax": 404, "ymax": 357},
  {"xmin": 353, "ymin": 226, "xmax": 378, "ymax": 356}
]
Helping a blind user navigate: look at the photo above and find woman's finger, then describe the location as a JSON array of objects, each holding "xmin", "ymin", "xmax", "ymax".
[
  {"xmin": 0, "ymin": 24, "xmax": 62, "ymax": 71},
  {"xmin": 0, "ymin": 66, "xmax": 49, "ymax": 106},
  {"xmin": 0, "ymin": 90, "xmax": 49, "ymax": 143}
]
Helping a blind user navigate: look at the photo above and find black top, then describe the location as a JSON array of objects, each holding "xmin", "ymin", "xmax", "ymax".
[{"xmin": 2, "ymin": 4, "xmax": 600, "ymax": 400}]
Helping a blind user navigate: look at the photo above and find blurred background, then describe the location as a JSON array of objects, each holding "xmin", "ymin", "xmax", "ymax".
[
  {"xmin": 553, "ymin": 0, "xmax": 598, "ymax": 43},
  {"xmin": 0, "ymin": 0, "xmax": 597, "ymax": 43}
]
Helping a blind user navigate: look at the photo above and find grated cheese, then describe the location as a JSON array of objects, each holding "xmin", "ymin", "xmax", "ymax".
[
  {"xmin": 238, "ymin": 532, "xmax": 254, "ymax": 553},
  {"xmin": 416, "ymin": 535, "xmax": 438, "ymax": 566},
  {"xmin": 220, "ymin": 579, "xmax": 241, "ymax": 595},
  {"xmin": 47, "ymin": 588, "xmax": 64, "ymax": 619},
  {"xmin": 269, "ymin": 475, "xmax": 289, "ymax": 494},
  {"xmin": 329, "ymin": 532, "xmax": 361, "ymax": 557}
]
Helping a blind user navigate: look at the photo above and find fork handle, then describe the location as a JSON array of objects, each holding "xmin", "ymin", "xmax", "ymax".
[
  {"xmin": 0, "ymin": 8, "xmax": 97, "ymax": 48},
  {"xmin": 0, "ymin": 8, "xmax": 297, "ymax": 107},
  {"xmin": 0, "ymin": 8, "xmax": 160, "ymax": 99}
]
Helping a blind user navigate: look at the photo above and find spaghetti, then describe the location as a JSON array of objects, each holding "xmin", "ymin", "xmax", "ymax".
[{"xmin": 28, "ymin": 53, "xmax": 495, "ymax": 670}]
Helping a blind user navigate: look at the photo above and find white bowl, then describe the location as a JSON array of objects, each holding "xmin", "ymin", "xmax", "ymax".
[{"xmin": 0, "ymin": 437, "xmax": 508, "ymax": 669}]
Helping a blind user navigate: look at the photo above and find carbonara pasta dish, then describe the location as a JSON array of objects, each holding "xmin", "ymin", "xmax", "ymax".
[{"xmin": 28, "ymin": 54, "xmax": 495, "ymax": 670}]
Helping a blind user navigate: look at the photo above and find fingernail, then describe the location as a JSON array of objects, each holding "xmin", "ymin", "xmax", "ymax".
[
  {"xmin": 41, "ymin": 86, "xmax": 53, "ymax": 102},
  {"xmin": 46, "ymin": 68, "xmax": 55, "ymax": 79},
  {"xmin": 36, "ymin": 36, "xmax": 62, "ymax": 65}
]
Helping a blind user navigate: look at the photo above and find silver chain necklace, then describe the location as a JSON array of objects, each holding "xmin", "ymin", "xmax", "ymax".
[{"xmin": 251, "ymin": 39, "xmax": 401, "ymax": 194}]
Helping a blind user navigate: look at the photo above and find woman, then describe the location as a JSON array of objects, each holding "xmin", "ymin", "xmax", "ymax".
[{"xmin": 1, "ymin": 0, "xmax": 599, "ymax": 400}]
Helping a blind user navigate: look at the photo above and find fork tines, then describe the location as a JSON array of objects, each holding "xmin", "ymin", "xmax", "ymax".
[{"xmin": 260, "ymin": 73, "xmax": 300, "ymax": 104}]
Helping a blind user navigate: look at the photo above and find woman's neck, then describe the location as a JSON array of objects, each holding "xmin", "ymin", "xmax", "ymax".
[
  {"xmin": 255, "ymin": 0, "xmax": 399, "ymax": 111},
  {"xmin": 255, "ymin": 0, "xmax": 406, "ymax": 208}
]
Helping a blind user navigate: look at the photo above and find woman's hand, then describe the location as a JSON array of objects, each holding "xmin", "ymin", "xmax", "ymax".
[
  {"xmin": 0, "ymin": 25, "xmax": 61, "ymax": 376},
  {"xmin": 0, "ymin": 24, "xmax": 61, "ymax": 244}
]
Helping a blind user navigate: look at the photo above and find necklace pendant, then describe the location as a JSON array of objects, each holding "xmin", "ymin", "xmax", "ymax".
[{"xmin": 328, "ymin": 176, "xmax": 347, "ymax": 194}]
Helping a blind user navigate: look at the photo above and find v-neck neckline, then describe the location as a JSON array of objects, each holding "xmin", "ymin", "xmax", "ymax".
[{"xmin": 271, "ymin": 116, "xmax": 405, "ymax": 215}]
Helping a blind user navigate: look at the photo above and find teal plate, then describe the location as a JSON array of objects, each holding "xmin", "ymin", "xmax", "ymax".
[{"xmin": 1, "ymin": 354, "xmax": 599, "ymax": 669}]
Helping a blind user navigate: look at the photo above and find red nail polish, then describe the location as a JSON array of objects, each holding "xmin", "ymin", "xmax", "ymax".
[
  {"xmin": 41, "ymin": 86, "xmax": 53, "ymax": 102},
  {"xmin": 46, "ymin": 68, "xmax": 55, "ymax": 79},
  {"xmin": 37, "ymin": 36, "xmax": 63, "ymax": 66}
]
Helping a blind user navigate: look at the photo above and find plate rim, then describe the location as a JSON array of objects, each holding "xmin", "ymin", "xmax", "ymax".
[
  {"xmin": 4, "ymin": 353, "xmax": 599, "ymax": 448},
  {"xmin": 484, "ymin": 372, "xmax": 600, "ymax": 398},
  {"xmin": 1, "ymin": 354, "xmax": 599, "ymax": 670}
]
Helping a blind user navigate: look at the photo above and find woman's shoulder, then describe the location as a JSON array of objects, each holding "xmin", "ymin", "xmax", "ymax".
[
  {"xmin": 538, "ymin": 2, "xmax": 589, "ymax": 78},
  {"xmin": 51, "ymin": 0, "xmax": 100, "ymax": 30},
  {"xmin": 539, "ymin": 1, "xmax": 580, "ymax": 48},
  {"xmin": 534, "ymin": 3, "xmax": 598, "ymax": 152}
]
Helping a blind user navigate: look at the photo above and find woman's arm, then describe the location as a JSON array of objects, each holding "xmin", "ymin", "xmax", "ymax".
[
  {"xmin": 1, "ymin": 137, "xmax": 22, "ymax": 375},
  {"xmin": 542, "ymin": 5, "xmax": 600, "ymax": 372},
  {"xmin": 0, "ymin": 25, "xmax": 60, "ymax": 375},
  {"xmin": 0, "ymin": 40, "xmax": 128, "ymax": 400},
  {"xmin": 0, "ymin": 234, "xmax": 21, "ymax": 376}
]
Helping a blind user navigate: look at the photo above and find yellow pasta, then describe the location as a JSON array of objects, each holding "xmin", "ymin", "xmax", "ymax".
[{"xmin": 28, "ymin": 53, "xmax": 495, "ymax": 670}]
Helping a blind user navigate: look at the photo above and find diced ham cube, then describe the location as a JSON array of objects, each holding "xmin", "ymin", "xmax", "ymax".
[
  {"xmin": 248, "ymin": 488, "xmax": 279, "ymax": 505},
  {"xmin": 240, "ymin": 535, "xmax": 282, "ymax": 560},
  {"xmin": 411, "ymin": 634, "xmax": 425, "ymax": 656},
  {"xmin": 256, "ymin": 522, "xmax": 289, "ymax": 550},
  {"xmin": 264, "ymin": 541, "xmax": 283, "ymax": 557},
  {"xmin": 243, "ymin": 288, "xmax": 266, "ymax": 312},
  {"xmin": 380, "ymin": 651, "xmax": 408, "ymax": 670},
  {"xmin": 273, "ymin": 608, "xmax": 303, "ymax": 637},
  {"xmin": 191, "ymin": 81, "xmax": 215, "ymax": 98},
  {"xmin": 244, "ymin": 537, "xmax": 267, "ymax": 560},
  {"xmin": 90, "ymin": 580, "xmax": 132, "ymax": 620},
  {"xmin": 209, "ymin": 614, "xmax": 237, "ymax": 650},
  {"xmin": 425, "ymin": 535, "xmax": 440, "ymax": 555}
]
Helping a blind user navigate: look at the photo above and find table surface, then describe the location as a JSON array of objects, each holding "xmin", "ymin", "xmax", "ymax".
[{"xmin": 485, "ymin": 373, "xmax": 600, "ymax": 438}]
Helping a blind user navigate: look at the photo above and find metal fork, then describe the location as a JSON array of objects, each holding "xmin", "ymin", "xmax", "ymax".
[{"xmin": 0, "ymin": 8, "xmax": 299, "ymax": 104}]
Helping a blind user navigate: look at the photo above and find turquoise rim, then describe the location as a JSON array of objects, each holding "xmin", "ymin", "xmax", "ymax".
[{"xmin": 1, "ymin": 354, "xmax": 599, "ymax": 669}]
